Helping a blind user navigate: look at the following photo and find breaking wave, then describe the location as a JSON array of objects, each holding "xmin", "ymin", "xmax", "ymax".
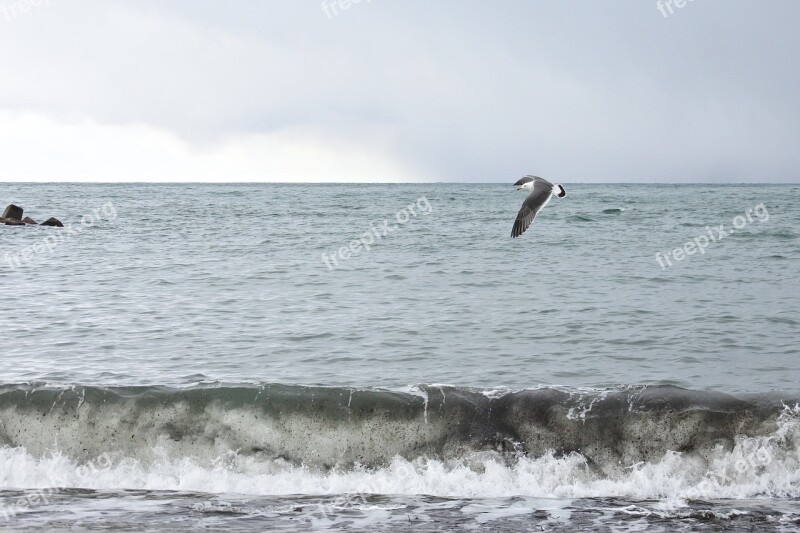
[{"xmin": 1, "ymin": 383, "xmax": 799, "ymax": 500}]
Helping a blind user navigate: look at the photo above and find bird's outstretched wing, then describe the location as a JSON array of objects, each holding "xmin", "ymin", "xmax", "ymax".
[
  {"xmin": 511, "ymin": 180, "xmax": 554, "ymax": 238},
  {"xmin": 513, "ymin": 175, "xmax": 538, "ymax": 187}
]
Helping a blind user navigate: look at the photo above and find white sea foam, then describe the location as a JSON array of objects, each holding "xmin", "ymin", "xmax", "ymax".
[{"xmin": 1, "ymin": 406, "xmax": 798, "ymax": 501}]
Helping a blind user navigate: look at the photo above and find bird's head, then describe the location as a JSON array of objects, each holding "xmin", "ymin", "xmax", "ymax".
[{"xmin": 517, "ymin": 182, "xmax": 535, "ymax": 192}]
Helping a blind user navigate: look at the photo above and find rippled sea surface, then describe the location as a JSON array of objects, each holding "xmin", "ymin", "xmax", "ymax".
[
  {"xmin": 1, "ymin": 183, "xmax": 798, "ymax": 391},
  {"xmin": 0, "ymin": 183, "xmax": 798, "ymax": 531}
]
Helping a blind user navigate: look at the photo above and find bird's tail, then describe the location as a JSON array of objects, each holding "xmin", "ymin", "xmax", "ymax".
[{"xmin": 556, "ymin": 184, "xmax": 567, "ymax": 198}]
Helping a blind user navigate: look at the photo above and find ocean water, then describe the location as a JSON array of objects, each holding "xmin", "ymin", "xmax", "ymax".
[{"xmin": 0, "ymin": 183, "xmax": 798, "ymax": 531}]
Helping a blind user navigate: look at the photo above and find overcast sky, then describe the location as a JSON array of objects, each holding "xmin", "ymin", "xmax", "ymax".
[{"xmin": 1, "ymin": 1, "xmax": 798, "ymax": 182}]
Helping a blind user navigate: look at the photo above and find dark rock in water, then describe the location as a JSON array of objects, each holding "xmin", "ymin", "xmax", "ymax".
[
  {"xmin": 2, "ymin": 204, "xmax": 23, "ymax": 221},
  {"xmin": 1, "ymin": 212, "xmax": 62, "ymax": 227},
  {"xmin": 40, "ymin": 217, "xmax": 64, "ymax": 227}
]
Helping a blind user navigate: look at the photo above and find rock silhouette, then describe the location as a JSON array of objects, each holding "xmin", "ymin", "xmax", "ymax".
[
  {"xmin": 40, "ymin": 217, "xmax": 64, "ymax": 227},
  {"xmin": 2, "ymin": 204, "xmax": 23, "ymax": 221},
  {"xmin": 2, "ymin": 204, "xmax": 63, "ymax": 228}
]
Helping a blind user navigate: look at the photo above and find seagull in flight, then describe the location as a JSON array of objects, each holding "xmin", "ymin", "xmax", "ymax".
[{"xmin": 510, "ymin": 176, "xmax": 567, "ymax": 238}]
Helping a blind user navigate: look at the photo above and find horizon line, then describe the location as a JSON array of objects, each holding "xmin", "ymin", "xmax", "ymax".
[{"xmin": 1, "ymin": 181, "xmax": 798, "ymax": 185}]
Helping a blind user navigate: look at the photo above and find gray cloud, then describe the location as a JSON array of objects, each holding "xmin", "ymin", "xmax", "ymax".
[{"xmin": 1, "ymin": 0, "xmax": 798, "ymax": 182}]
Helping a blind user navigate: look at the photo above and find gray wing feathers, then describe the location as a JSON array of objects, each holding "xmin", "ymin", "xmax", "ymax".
[
  {"xmin": 514, "ymin": 176, "xmax": 553, "ymax": 188},
  {"xmin": 511, "ymin": 182, "xmax": 553, "ymax": 238}
]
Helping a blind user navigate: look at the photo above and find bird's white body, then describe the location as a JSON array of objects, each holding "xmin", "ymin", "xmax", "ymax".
[{"xmin": 516, "ymin": 180, "xmax": 565, "ymax": 197}]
